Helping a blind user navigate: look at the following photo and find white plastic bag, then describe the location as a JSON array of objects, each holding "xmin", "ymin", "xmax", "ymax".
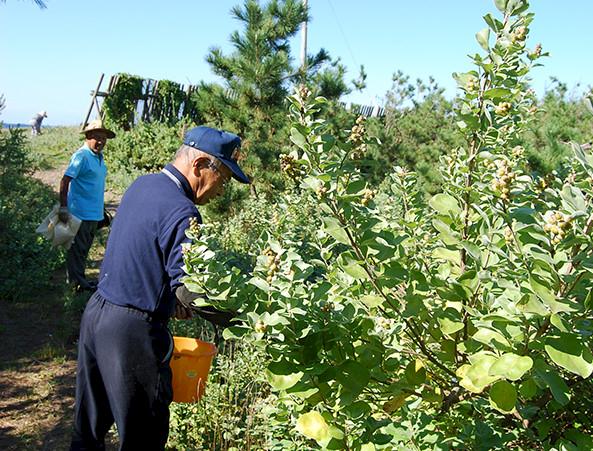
[{"xmin": 36, "ymin": 204, "xmax": 82, "ymax": 249}]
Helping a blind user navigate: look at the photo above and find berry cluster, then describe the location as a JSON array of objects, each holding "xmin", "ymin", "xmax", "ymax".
[
  {"xmin": 466, "ymin": 77, "xmax": 479, "ymax": 92},
  {"xmin": 315, "ymin": 184, "xmax": 328, "ymax": 199},
  {"xmin": 361, "ymin": 188, "xmax": 376, "ymax": 206},
  {"xmin": 254, "ymin": 319, "xmax": 267, "ymax": 333},
  {"xmin": 504, "ymin": 227, "xmax": 514, "ymax": 245},
  {"xmin": 375, "ymin": 316, "xmax": 394, "ymax": 330},
  {"xmin": 511, "ymin": 26, "xmax": 527, "ymax": 43},
  {"xmin": 511, "ymin": 145, "xmax": 525, "ymax": 159},
  {"xmin": 188, "ymin": 217, "xmax": 201, "ymax": 235},
  {"xmin": 280, "ymin": 154, "xmax": 303, "ymax": 181},
  {"xmin": 348, "ymin": 116, "xmax": 368, "ymax": 159},
  {"xmin": 543, "ymin": 211, "xmax": 572, "ymax": 246},
  {"xmin": 491, "ymin": 159, "xmax": 515, "ymax": 200},
  {"xmin": 263, "ymin": 247, "xmax": 281, "ymax": 283},
  {"xmin": 495, "ymin": 102, "xmax": 512, "ymax": 116},
  {"xmin": 298, "ymin": 84, "xmax": 311, "ymax": 101}
]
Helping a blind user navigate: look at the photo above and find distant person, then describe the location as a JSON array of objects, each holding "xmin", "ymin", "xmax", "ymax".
[
  {"xmin": 69, "ymin": 126, "xmax": 248, "ymax": 450},
  {"xmin": 29, "ymin": 110, "xmax": 47, "ymax": 136},
  {"xmin": 59, "ymin": 119, "xmax": 115, "ymax": 292}
]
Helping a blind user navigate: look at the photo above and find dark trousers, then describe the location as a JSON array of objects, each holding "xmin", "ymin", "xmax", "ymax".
[
  {"xmin": 70, "ymin": 292, "xmax": 173, "ymax": 451},
  {"xmin": 67, "ymin": 220, "xmax": 98, "ymax": 289}
]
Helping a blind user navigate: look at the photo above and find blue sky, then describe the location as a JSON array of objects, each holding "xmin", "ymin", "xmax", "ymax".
[{"xmin": 1, "ymin": 0, "xmax": 592, "ymax": 125}]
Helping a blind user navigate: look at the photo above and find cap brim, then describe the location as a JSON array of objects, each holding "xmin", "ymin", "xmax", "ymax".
[{"xmin": 220, "ymin": 158, "xmax": 250, "ymax": 184}]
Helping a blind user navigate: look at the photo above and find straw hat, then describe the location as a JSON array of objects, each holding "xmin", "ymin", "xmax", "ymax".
[{"xmin": 81, "ymin": 119, "xmax": 116, "ymax": 139}]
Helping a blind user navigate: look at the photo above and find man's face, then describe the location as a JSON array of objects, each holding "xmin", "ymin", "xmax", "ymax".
[
  {"xmin": 194, "ymin": 159, "xmax": 232, "ymax": 205},
  {"xmin": 85, "ymin": 130, "xmax": 109, "ymax": 153}
]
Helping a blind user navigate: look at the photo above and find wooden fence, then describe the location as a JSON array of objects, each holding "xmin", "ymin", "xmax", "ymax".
[{"xmin": 82, "ymin": 73, "xmax": 384, "ymax": 129}]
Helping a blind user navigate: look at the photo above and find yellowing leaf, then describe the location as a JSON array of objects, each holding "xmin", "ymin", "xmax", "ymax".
[
  {"xmin": 458, "ymin": 355, "xmax": 500, "ymax": 393},
  {"xmin": 296, "ymin": 411, "xmax": 330, "ymax": 442},
  {"xmin": 489, "ymin": 354, "xmax": 533, "ymax": 381},
  {"xmin": 383, "ymin": 393, "xmax": 409, "ymax": 413},
  {"xmin": 432, "ymin": 248, "xmax": 462, "ymax": 266}
]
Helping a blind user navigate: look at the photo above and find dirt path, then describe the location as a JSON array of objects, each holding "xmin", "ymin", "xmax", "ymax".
[{"xmin": 0, "ymin": 170, "xmax": 121, "ymax": 450}]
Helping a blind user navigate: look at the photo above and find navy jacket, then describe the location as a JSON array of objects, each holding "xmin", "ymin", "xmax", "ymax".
[{"xmin": 97, "ymin": 164, "xmax": 200, "ymax": 319}]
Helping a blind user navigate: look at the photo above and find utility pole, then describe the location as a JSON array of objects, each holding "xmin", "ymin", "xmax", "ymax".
[{"xmin": 300, "ymin": 0, "xmax": 308, "ymax": 73}]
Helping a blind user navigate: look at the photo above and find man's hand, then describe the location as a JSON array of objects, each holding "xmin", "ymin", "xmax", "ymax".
[
  {"xmin": 174, "ymin": 300, "xmax": 193, "ymax": 320},
  {"xmin": 58, "ymin": 207, "xmax": 69, "ymax": 223}
]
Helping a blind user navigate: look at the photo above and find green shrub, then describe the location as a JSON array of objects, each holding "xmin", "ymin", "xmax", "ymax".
[
  {"xmin": 0, "ymin": 129, "xmax": 63, "ymax": 301},
  {"xmin": 105, "ymin": 120, "xmax": 192, "ymax": 191},
  {"xmin": 523, "ymin": 81, "xmax": 593, "ymax": 175},
  {"xmin": 181, "ymin": 4, "xmax": 593, "ymax": 447}
]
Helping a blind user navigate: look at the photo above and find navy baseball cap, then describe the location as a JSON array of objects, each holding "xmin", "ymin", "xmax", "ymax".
[{"xmin": 183, "ymin": 126, "xmax": 250, "ymax": 184}]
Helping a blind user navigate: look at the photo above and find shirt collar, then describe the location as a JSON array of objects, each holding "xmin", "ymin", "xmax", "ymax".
[
  {"xmin": 164, "ymin": 164, "xmax": 194, "ymax": 201},
  {"xmin": 81, "ymin": 144, "xmax": 103, "ymax": 162}
]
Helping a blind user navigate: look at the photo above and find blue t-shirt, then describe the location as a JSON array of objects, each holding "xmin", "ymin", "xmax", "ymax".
[
  {"xmin": 97, "ymin": 164, "xmax": 201, "ymax": 319},
  {"xmin": 64, "ymin": 145, "xmax": 107, "ymax": 221}
]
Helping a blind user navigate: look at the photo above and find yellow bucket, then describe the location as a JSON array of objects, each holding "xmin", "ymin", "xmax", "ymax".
[{"xmin": 170, "ymin": 336, "xmax": 217, "ymax": 403}]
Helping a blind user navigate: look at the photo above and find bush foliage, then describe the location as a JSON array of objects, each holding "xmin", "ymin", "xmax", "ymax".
[
  {"xmin": 180, "ymin": 1, "xmax": 593, "ymax": 449},
  {"xmin": 0, "ymin": 129, "xmax": 63, "ymax": 301}
]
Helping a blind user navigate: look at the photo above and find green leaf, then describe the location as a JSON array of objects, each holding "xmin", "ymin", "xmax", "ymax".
[
  {"xmin": 322, "ymin": 217, "xmax": 350, "ymax": 245},
  {"xmin": 336, "ymin": 360, "xmax": 370, "ymax": 398},
  {"xmin": 296, "ymin": 411, "xmax": 330, "ymax": 443},
  {"xmin": 432, "ymin": 248, "xmax": 461, "ymax": 266},
  {"xmin": 432, "ymin": 219, "xmax": 461, "ymax": 245},
  {"xmin": 265, "ymin": 369, "xmax": 303, "ymax": 390},
  {"xmin": 405, "ymin": 359, "xmax": 426, "ymax": 385},
  {"xmin": 534, "ymin": 360, "xmax": 571, "ymax": 405},
  {"xmin": 360, "ymin": 294, "xmax": 383, "ymax": 308},
  {"xmin": 461, "ymin": 241, "xmax": 482, "ymax": 265},
  {"xmin": 339, "ymin": 258, "xmax": 369, "ymax": 281},
  {"xmin": 476, "ymin": 27, "xmax": 490, "ymax": 51},
  {"xmin": 429, "ymin": 193, "xmax": 461, "ymax": 217},
  {"xmin": 489, "ymin": 353, "xmax": 533, "ymax": 381},
  {"xmin": 544, "ymin": 334, "xmax": 593, "ymax": 378},
  {"xmin": 483, "ymin": 88, "xmax": 511, "ymax": 99},
  {"xmin": 494, "ymin": 0, "xmax": 508, "ymax": 13},
  {"xmin": 483, "ymin": 13, "xmax": 501, "ymax": 32},
  {"xmin": 290, "ymin": 127, "xmax": 307, "ymax": 149},
  {"xmin": 489, "ymin": 381, "xmax": 517, "ymax": 413},
  {"xmin": 572, "ymin": 142, "xmax": 593, "ymax": 178},
  {"xmin": 438, "ymin": 308, "xmax": 464, "ymax": 335},
  {"xmin": 519, "ymin": 378, "xmax": 537, "ymax": 399},
  {"xmin": 529, "ymin": 276, "xmax": 575, "ymax": 314},
  {"xmin": 560, "ymin": 184, "xmax": 586, "ymax": 213},
  {"xmin": 249, "ymin": 276, "xmax": 270, "ymax": 292},
  {"xmin": 472, "ymin": 328, "xmax": 511, "ymax": 348}
]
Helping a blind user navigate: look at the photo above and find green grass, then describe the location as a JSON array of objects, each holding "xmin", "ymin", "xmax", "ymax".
[{"xmin": 26, "ymin": 126, "xmax": 81, "ymax": 170}]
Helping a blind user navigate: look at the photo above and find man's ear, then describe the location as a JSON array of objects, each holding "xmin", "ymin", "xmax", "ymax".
[{"xmin": 191, "ymin": 156, "xmax": 210, "ymax": 175}]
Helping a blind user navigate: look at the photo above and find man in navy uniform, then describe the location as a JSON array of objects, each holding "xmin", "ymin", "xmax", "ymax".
[{"xmin": 70, "ymin": 126, "xmax": 249, "ymax": 450}]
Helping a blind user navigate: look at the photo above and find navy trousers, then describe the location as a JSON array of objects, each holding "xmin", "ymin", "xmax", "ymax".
[{"xmin": 70, "ymin": 292, "xmax": 173, "ymax": 451}]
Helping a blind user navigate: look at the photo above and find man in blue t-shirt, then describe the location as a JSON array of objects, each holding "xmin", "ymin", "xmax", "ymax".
[
  {"xmin": 59, "ymin": 119, "xmax": 115, "ymax": 291},
  {"xmin": 70, "ymin": 126, "xmax": 250, "ymax": 450}
]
